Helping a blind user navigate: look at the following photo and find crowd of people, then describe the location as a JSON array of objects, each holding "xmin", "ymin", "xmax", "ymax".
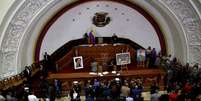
[
  {"xmin": 143, "ymin": 46, "xmax": 201, "ymax": 101},
  {"xmin": 69, "ymin": 78, "xmax": 144, "ymax": 101},
  {"xmin": 0, "ymin": 45, "xmax": 201, "ymax": 101},
  {"xmin": 160, "ymin": 57, "xmax": 201, "ymax": 101}
]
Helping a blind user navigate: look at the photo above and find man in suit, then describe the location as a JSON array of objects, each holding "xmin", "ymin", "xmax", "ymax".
[
  {"xmin": 112, "ymin": 33, "xmax": 118, "ymax": 44},
  {"xmin": 54, "ymin": 79, "xmax": 62, "ymax": 98},
  {"xmin": 24, "ymin": 66, "xmax": 32, "ymax": 81},
  {"xmin": 75, "ymin": 58, "xmax": 82, "ymax": 68}
]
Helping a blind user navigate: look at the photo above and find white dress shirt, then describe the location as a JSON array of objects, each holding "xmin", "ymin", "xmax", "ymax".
[{"xmin": 28, "ymin": 94, "xmax": 38, "ymax": 101}]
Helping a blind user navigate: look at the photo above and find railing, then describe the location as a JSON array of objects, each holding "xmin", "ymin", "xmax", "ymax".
[{"xmin": 0, "ymin": 61, "xmax": 42, "ymax": 91}]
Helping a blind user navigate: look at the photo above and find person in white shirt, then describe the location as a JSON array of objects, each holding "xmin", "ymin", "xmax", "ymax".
[
  {"xmin": 0, "ymin": 91, "xmax": 5, "ymax": 101},
  {"xmin": 151, "ymin": 90, "xmax": 160, "ymax": 101},
  {"xmin": 28, "ymin": 91, "xmax": 38, "ymax": 101},
  {"xmin": 126, "ymin": 97, "xmax": 133, "ymax": 101}
]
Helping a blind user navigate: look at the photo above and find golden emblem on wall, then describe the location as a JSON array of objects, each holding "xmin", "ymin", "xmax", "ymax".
[{"xmin": 92, "ymin": 12, "xmax": 111, "ymax": 27}]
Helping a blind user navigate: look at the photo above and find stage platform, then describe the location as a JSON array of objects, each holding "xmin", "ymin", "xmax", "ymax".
[
  {"xmin": 46, "ymin": 68, "xmax": 166, "ymax": 93},
  {"xmin": 48, "ymin": 69, "xmax": 165, "ymax": 80}
]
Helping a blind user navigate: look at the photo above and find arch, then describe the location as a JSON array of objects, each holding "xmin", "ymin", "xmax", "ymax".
[{"xmin": 34, "ymin": 0, "xmax": 166, "ymax": 62}]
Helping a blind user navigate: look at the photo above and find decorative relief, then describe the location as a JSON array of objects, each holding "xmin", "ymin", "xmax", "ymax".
[
  {"xmin": 189, "ymin": 46, "xmax": 201, "ymax": 64},
  {"xmin": 160, "ymin": 0, "xmax": 201, "ymax": 64},
  {"xmin": 0, "ymin": 0, "xmax": 55, "ymax": 79},
  {"xmin": 92, "ymin": 12, "xmax": 111, "ymax": 27}
]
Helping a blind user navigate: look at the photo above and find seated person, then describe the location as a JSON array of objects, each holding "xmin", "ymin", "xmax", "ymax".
[
  {"xmin": 98, "ymin": 65, "xmax": 103, "ymax": 73},
  {"xmin": 91, "ymin": 59, "xmax": 98, "ymax": 72},
  {"xmin": 108, "ymin": 58, "xmax": 118, "ymax": 72}
]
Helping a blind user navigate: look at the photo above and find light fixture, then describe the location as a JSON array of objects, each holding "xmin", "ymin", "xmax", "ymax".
[
  {"xmin": 73, "ymin": 81, "xmax": 78, "ymax": 84},
  {"xmin": 116, "ymin": 73, "xmax": 120, "ymax": 76},
  {"xmin": 115, "ymin": 78, "xmax": 120, "ymax": 81},
  {"xmin": 89, "ymin": 72, "xmax": 97, "ymax": 75},
  {"xmin": 103, "ymin": 71, "xmax": 109, "ymax": 75},
  {"xmin": 112, "ymin": 71, "xmax": 116, "ymax": 74}
]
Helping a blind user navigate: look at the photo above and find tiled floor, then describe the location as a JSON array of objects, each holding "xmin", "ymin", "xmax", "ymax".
[{"xmin": 55, "ymin": 91, "xmax": 165, "ymax": 101}]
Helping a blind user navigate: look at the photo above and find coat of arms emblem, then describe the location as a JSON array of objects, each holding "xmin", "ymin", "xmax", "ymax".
[{"xmin": 92, "ymin": 12, "xmax": 111, "ymax": 27}]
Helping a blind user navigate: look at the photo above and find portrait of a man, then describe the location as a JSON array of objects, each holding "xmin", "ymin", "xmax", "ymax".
[{"xmin": 73, "ymin": 56, "xmax": 84, "ymax": 69}]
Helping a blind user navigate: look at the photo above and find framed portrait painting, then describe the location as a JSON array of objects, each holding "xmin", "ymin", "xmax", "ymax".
[
  {"xmin": 116, "ymin": 52, "xmax": 131, "ymax": 65},
  {"xmin": 137, "ymin": 49, "xmax": 146, "ymax": 62},
  {"xmin": 73, "ymin": 56, "xmax": 84, "ymax": 69}
]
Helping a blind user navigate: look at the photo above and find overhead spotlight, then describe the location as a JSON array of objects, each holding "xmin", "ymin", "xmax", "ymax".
[
  {"xmin": 112, "ymin": 71, "xmax": 116, "ymax": 74},
  {"xmin": 103, "ymin": 71, "xmax": 109, "ymax": 75}
]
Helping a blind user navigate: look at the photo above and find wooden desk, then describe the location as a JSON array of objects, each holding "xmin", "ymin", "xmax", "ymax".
[{"xmin": 56, "ymin": 44, "xmax": 136, "ymax": 71}]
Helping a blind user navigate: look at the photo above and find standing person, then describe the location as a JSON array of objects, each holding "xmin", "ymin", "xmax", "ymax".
[
  {"xmin": 24, "ymin": 66, "xmax": 32, "ymax": 81},
  {"xmin": 155, "ymin": 52, "xmax": 162, "ymax": 67},
  {"xmin": 151, "ymin": 90, "xmax": 159, "ymax": 101},
  {"xmin": 43, "ymin": 52, "xmax": 56, "ymax": 72},
  {"xmin": 110, "ymin": 80, "xmax": 121, "ymax": 101},
  {"xmin": 121, "ymin": 81, "xmax": 130, "ymax": 99},
  {"xmin": 48, "ymin": 84, "xmax": 56, "ymax": 101},
  {"xmin": 84, "ymin": 81, "xmax": 95, "ymax": 101},
  {"xmin": 39, "ymin": 76, "xmax": 48, "ymax": 98},
  {"xmin": 70, "ymin": 87, "xmax": 81, "ymax": 101},
  {"xmin": 43, "ymin": 52, "xmax": 49, "ymax": 71},
  {"xmin": 146, "ymin": 46, "xmax": 152, "ymax": 68},
  {"xmin": 137, "ymin": 49, "xmax": 146, "ymax": 67},
  {"xmin": 95, "ymin": 82, "xmax": 105, "ymax": 101},
  {"xmin": 159, "ymin": 91, "xmax": 169, "ymax": 101},
  {"xmin": 54, "ymin": 79, "xmax": 62, "ymax": 98},
  {"xmin": 112, "ymin": 33, "xmax": 118, "ymax": 45},
  {"xmin": 44, "ymin": 52, "xmax": 50, "ymax": 62},
  {"xmin": 91, "ymin": 59, "xmax": 98, "ymax": 73},
  {"xmin": 83, "ymin": 32, "xmax": 89, "ymax": 44},
  {"xmin": 88, "ymin": 30, "xmax": 96, "ymax": 46},
  {"xmin": 109, "ymin": 58, "xmax": 117, "ymax": 73},
  {"xmin": 169, "ymin": 90, "xmax": 178, "ymax": 101},
  {"xmin": 150, "ymin": 48, "xmax": 157, "ymax": 68},
  {"xmin": 0, "ymin": 91, "xmax": 5, "ymax": 101},
  {"xmin": 192, "ymin": 63, "xmax": 199, "ymax": 80},
  {"xmin": 28, "ymin": 91, "xmax": 39, "ymax": 101},
  {"xmin": 6, "ymin": 91, "xmax": 18, "ymax": 101},
  {"xmin": 150, "ymin": 82, "xmax": 159, "ymax": 95}
]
